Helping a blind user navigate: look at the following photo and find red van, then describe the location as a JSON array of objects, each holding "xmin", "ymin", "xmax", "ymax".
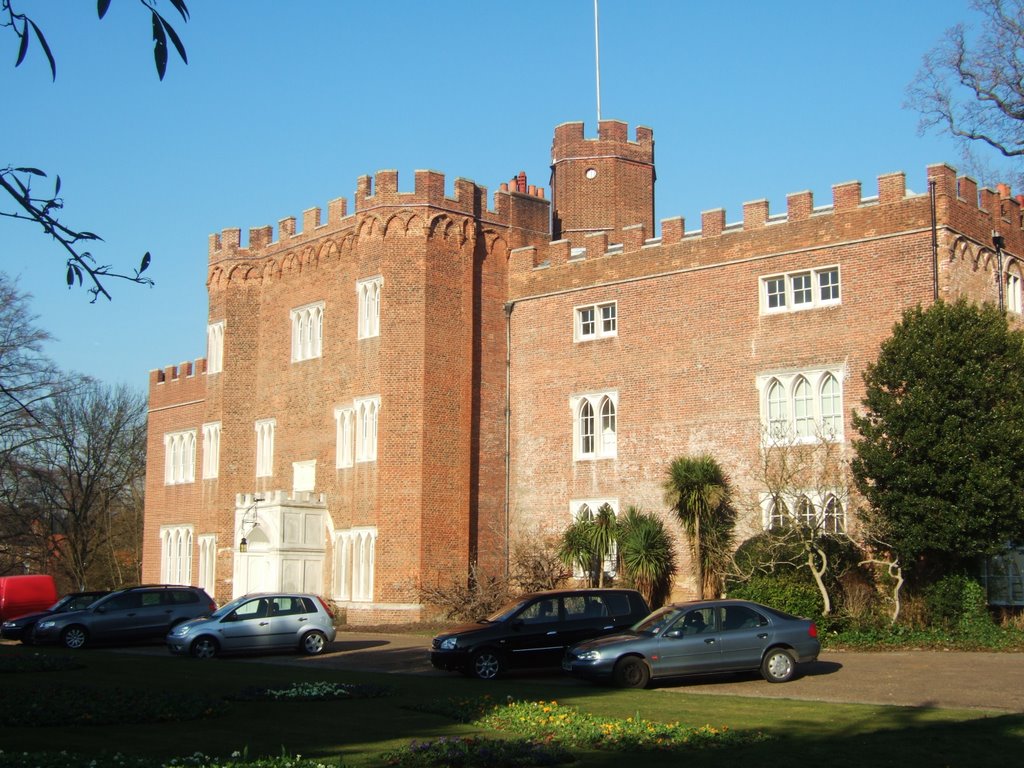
[{"xmin": 0, "ymin": 575, "xmax": 58, "ymax": 622}]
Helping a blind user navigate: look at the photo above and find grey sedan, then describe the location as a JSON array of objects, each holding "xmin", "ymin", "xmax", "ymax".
[
  {"xmin": 167, "ymin": 593, "xmax": 336, "ymax": 658},
  {"xmin": 562, "ymin": 599, "xmax": 820, "ymax": 687}
]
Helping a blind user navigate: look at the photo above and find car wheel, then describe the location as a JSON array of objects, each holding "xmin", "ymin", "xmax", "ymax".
[
  {"xmin": 190, "ymin": 636, "xmax": 220, "ymax": 659},
  {"xmin": 613, "ymin": 656, "xmax": 650, "ymax": 689},
  {"xmin": 61, "ymin": 625, "xmax": 88, "ymax": 650},
  {"xmin": 301, "ymin": 630, "xmax": 328, "ymax": 656},
  {"xmin": 761, "ymin": 648, "xmax": 796, "ymax": 683},
  {"xmin": 471, "ymin": 649, "xmax": 503, "ymax": 680}
]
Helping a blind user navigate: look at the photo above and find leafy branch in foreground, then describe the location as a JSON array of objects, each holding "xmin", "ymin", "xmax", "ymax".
[
  {"xmin": 3, "ymin": 0, "xmax": 189, "ymax": 81},
  {"xmin": 0, "ymin": 166, "xmax": 152, "ymax": 302}
]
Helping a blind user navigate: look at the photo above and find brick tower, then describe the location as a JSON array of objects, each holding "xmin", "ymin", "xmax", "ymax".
[{"xmin": 550, "ymin": 120, "xmax": 655, "ymax": 248}]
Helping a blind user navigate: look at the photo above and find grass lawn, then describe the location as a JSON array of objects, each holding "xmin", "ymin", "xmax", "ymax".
[{"xmin": 0, "ymin": 642, "xmax": 1021, "ymax": 767}]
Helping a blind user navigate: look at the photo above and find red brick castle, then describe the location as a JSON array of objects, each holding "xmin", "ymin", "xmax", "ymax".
[{"xmin": 143, "ymin": 120, "xmax": 1022, "ymax": 623}]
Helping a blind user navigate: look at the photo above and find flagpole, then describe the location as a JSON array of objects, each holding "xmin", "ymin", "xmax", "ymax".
[{"xmin": 594, "ymin": 0, "xmax": 602, "ymax": 123}]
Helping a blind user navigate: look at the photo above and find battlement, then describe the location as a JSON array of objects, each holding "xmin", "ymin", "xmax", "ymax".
[
  {"xmin": 511, "ymin": 164, "xmax": 1024, "ymax": 290},
  {"xmin": 552, "ymin": 119, "xmax": 654, "ymax": 164},
  {"xmin": 148, "ymin": 359, "xmax": 207, "ymax": 409},
  {"xmin": 236, "ymin": 490, "xmax": 326, "ymax": 508},
  {"xmin": 208, "ymin": 169, "xmax": 549, "ymax": 263}
]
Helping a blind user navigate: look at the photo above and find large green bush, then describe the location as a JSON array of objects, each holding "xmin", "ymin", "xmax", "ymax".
[
  {"xmin": 924, "ymin": 574, "xmax": 991, "ymax": 631},
  {"xmin": 726, "ymin": 570, "xmax": 821, "ymax": 619}
]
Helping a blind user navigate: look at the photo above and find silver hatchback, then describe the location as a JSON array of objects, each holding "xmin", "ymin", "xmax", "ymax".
[{"xmin": 167, "ymin": 593, "xmax": 337, "ymax": 658}]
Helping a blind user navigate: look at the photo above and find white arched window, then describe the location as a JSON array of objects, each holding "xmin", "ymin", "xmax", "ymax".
[
  {"xmin": 291, "ymin": 302, "xmax": 324, "ymax": 362},
  {"xmin": 759, "ymin": 369, "xmax": 844, "ymax": 443},
  {"xmin": 334, "ymin": 406, "xmax": 354, "ymax": 468},
  {"xmin": 335, "ymin": 527, "xmax": 377, "ymax": 602},
  {"xmin": 766, "ymin": 379, "xmax": 789, "ymax": 439},
  {"xmin": 160, "ymin": 525, "xmax": 193, "ymax": 584},
  {"xmin": 355, "ymin": 396, "xmax": 380, "ymax": 462},
  {"xmin": 822, "ymin": 496, "xmax": 846, "ymax": 533},
  {"xmin": 767, "ymin": 497, "xmax": 790, "ymax": 531},
  {"xmin": 163, "ymin": 430, "xmax": 196, "ymax": 485},
  {"xmin": 571, "ymin": 391, "xmax": 618, "ymax": 460},
  {"xmin": 357, "ymin": 276, "xmax": 382, "ymax": 339},
  {"xmin": 820, "ymin": 374, "xmax": 842, "ymax": 437},
  {"xmin": 255, "ymin": 419, "xmax": 275, "ymax": 477},
  {"xmin": 579, "ymin": 400, "xmax": 595, "ymax": 456},
  {"xmin": 600, "ymin": 397, "xmax": 617, "ymax": 455},
  {"xmin": 202, "ymin": 422, "xmax": 220, "ymax": 480},
  {"xmin": 793, "ymin": 377, "xmax": 814, "ymax": 437},
  {"xmin": 206, "ymin": 321, "xmax": 224, "ymax": 374},
  {"xmin": 795, "ymin": 496, "xmax": 816, "ymax": 528}
]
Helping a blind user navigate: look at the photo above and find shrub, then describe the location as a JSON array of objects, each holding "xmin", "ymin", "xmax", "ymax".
[
  {"xmin": 726, "ymin": 570, "xmax": 822, "ymax": 619},
  {"xmin": 924, "ymin": 574, "xmax": 991, "ymax": 631}
]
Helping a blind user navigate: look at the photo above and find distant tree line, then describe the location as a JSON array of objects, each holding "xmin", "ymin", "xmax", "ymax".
[{"xmin": 0, "ymin": 273, "xmax": 147, "ymax": 591}]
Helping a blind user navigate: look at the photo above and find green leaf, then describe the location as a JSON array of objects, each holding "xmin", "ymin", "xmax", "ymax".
[
  {"xmin": 158, "ymin": 13, "xmax": 188, "ymax": 65},
  {"xmin": 28, "ymin": 19, "xmax": 56, "ymax": 80},
  {"xmin": 168, "ymin": 0, "xmax": 190, "ymax": 22},
  {"xmin": 66, "ymin": 265, "xmax": 74, "ymax": 287},
  {"xmin": 152, "ymin": 11, "xmax": 168, "ymax": 80},
  {"xmin": 97, "ymin": 0, "xmax": 111, "ymax": 19},
  {"xmin": 15, "ymin": 20, "xmax": 29, "ymax": 68},
  {"xmin": 139, "ymin": 252, "xmax": 151, "ymax": 273},
  {"xmin": 14, "ymin": 167, "xmax": 46, "ymax": 176}
]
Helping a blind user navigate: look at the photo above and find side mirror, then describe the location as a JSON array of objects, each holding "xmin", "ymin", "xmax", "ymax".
[{"xmin": 663, "ymin": 629, "xmax": 682, "ymax": 639}]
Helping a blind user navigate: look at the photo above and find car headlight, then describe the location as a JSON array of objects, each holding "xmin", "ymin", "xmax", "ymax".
[
  {"xmin": 1, "ymin": 621, "xmax": 15, "ymax": 628},
  {"xmin": 171, "ymin": 625, "xmax": 192, "ymax": 637},
  {"xmin": 574, "ymin": 650, "xmax": 602, "ymax": 662},
  {"xmin": 37, "ymin": 620, "xmax": 56, "ymax": 630},
  {"xmin": 439, "ymin": 637, "xmax": 458, "ymax": 650}
]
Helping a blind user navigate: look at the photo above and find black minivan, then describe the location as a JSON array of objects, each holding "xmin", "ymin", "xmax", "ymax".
[{"xmin": 430, "ymin": 588, "xmax": 650, "ymax": 679}]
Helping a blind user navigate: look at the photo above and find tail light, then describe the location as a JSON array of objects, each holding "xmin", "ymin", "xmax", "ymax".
[
  {"xmin": 808, "ymin": 622, "xmax": 818, "ymax": 638},
  {"xmin": 316, "ymin": 596, "xmax": 336, "ymax": 618}
]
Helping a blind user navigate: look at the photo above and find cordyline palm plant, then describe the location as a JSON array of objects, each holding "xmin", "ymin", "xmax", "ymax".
[
  {"xmin": 616, "ymin": 505, "xmax": 676, "ymax": 607},
  {"xmin": 558, "ymin": 503, "xmax": 617, "ymax": 587},
  {"xmin": 664, "ymin": 454, "xmax": 736, "ymax": 599}
]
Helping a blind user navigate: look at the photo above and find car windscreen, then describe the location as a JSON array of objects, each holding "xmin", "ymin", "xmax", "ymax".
[
  {"xmin": 483, "ymin": 597, "xmax": 531, "ymax": 623},
  {"xmin": 210, "ymin": 596, "xmax": 250, "ymax": 619},
  {"xmin": 632, "ymin": 606, "xmax": 681, "ymax": 635}
]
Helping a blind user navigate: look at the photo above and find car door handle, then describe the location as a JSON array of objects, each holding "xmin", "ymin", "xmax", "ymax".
[
  {"xmin": 259, "ymin": 621, "xmax": 270, "ymax": 626},
  {"xmin": 758, "ymin": 633, "xmax": 768, "ymax": 639},
  {"xmin": 298, "ymin": 617, "xmax": 308, "ymax": 622},
  {"xmin": 704, "ymin": 638, "xmax": 716, "ymax": 644},
  {"xmin": 546, "ymin": 630, "xmax": 557, "ymax": 636}
]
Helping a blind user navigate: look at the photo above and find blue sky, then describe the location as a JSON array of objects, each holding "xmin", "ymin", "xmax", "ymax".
[{"xmin": 1, "ymin": 0, "xmax": 1007, "ymax": 388}]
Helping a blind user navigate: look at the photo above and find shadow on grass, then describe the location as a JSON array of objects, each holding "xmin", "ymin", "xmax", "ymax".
[{"xmin": 0, "ymin": 642, "xmax": 1019, "ymax": 768}]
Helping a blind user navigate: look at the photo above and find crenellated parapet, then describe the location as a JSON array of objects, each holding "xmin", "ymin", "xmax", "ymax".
[
  {"xmin": 148, "ymin": 359, "xmax": 207, "ymax": 410},
  {"xmin": 510, "ymin": 164, "xmax": 1024, "ymax": 295},
  {"xmin": 551, "ymin": 119, "xmax": 654, "ymax": 165},
  {"xmin": 206, "ymin": 169, "xmax": 550, "ymax": 288}
]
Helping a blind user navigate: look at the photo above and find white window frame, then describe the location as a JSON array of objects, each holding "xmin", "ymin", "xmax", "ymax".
[
  {"xmin": 757, "ymin": 369, "xmax": 844, "ymax": 444},
  {"xmin": 334, "ymin": 406, "xmax": 354, "ymax": 468},
  {"xmin": 290, "ymin": 301, "xmax": 324, "ymax": 362},
  {"xmin": 201, "ymin": 422, "xmax": 221, "ymax": 480},
  {"xmin": 293, "ymin": 459, "xmax": 316, "ymax": 492},
  {"xmin": 1007, "ymin": 272, "xmax": 1022, "ymax": 314},
  {"xmin": 569, "ymin": 500, "xmax": 619, "ymax": 580},
  {"xmin": 355, "ymin": 396, "xmax": 380, "ymax": 462},
  {"xmin": 160, "ymin": 524, "xmax": 193, "ymax": 584},
  {"xmin": 761, "ymin": 266, "xmax": 840, "ymax": 314},
  {"xmin": 197, "ymin": 534, "xmax": 216, "ymax": 593},
  {"xmin": 762, "ymin": 492, "xmax": 847, "ymax": 534},
  {"xmin": 335, "ymin": 526, "xmax": 377, "ymax": 602},
  {"xmin": 574, "ymin": 301, "xmax": 617, "ymax": 341},
  {"xmin": 255, "ymin": 418, "xmax": 276, "ymax": 477},
  {"xmin": 207, "ymin": 321, "xmax": 225, "ymax": 374},
  {"xmin": 570, "ymin": 391, "xmax": 618, "ymax": 460},
  {"xmin": 357, "ymin": 276, "xmax": 382, "ymax": 339},
  {"xmin": 163, "ymin": 430, "xmax": 196, "ymax": 485}
]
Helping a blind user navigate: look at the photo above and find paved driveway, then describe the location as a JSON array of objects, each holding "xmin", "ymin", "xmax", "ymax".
[{"xmin": 275, "ymin": 632, "xmax": 1024, "ymax": 713}]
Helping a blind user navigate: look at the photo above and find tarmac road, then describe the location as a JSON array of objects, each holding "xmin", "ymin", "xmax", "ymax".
[{"xmin": 252, "ymin": 632, "xmax": 1024, "ymax": 713}]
